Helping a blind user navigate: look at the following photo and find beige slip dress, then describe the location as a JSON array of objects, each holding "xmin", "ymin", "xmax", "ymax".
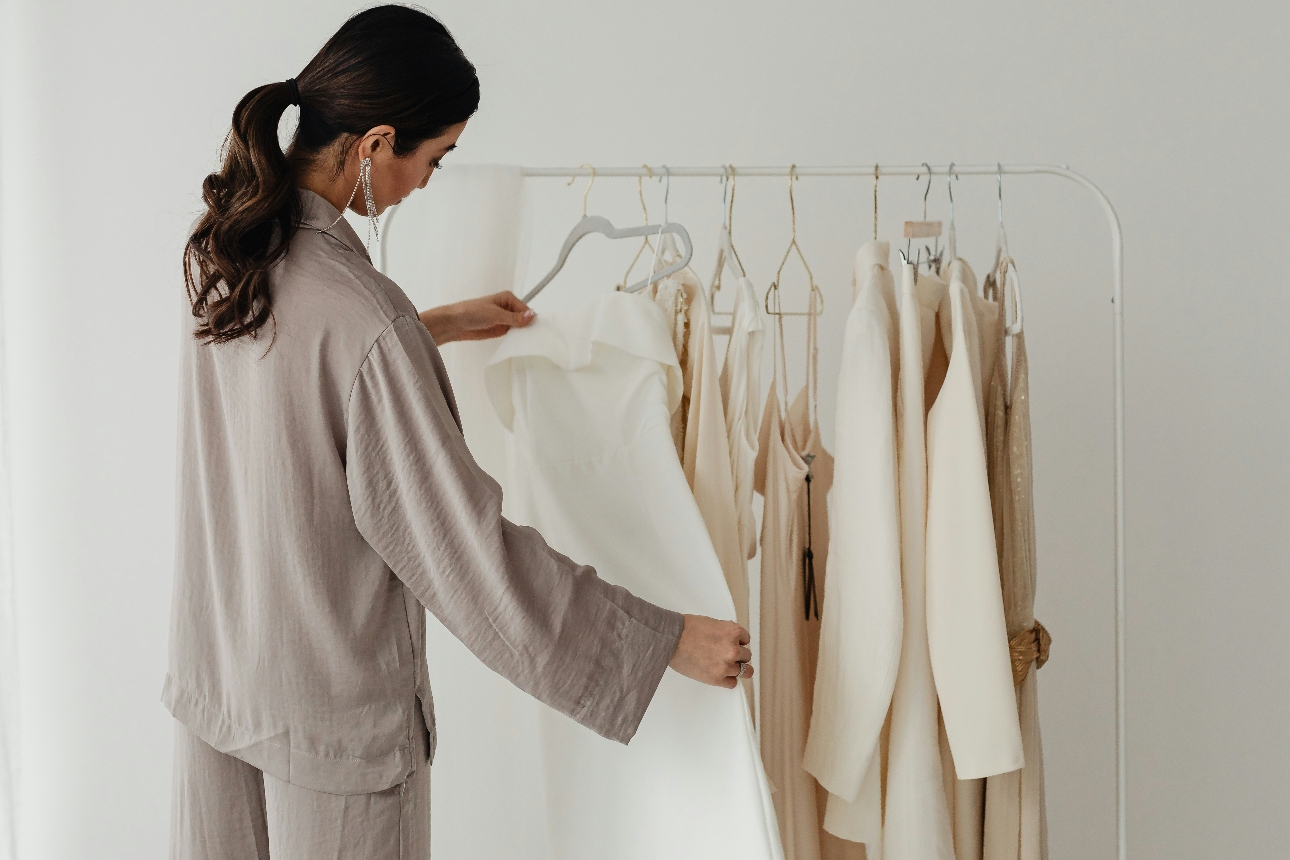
[
  {"xmin": 981, "ymin": 257, "xmax": 1050, "ymax": 860},
  {"xmin": 755, "ymin": 296, "xmax": 865, "ymax": 860}
]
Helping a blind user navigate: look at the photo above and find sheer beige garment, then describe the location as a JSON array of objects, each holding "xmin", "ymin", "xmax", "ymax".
[
  {"xmin": 755, "ymin": 304, "xmax": 864, "ymax": 860},
  {"xmin": 650, "ymin": 266, "xmax": 751, "ymax": 707},
  {"xmin": 982, "ymin": 259, "xmax": 1049, "ymax": 860}
]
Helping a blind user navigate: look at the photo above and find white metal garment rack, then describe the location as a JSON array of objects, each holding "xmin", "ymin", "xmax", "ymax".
[{"xmin": 520, "ymin": 163, "xmax": 1127, "ymax": 860}]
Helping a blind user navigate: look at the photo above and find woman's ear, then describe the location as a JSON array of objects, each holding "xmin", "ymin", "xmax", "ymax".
[{"xmin": 359, "ymin": 125, "xmax": 399, "ymax": 161}]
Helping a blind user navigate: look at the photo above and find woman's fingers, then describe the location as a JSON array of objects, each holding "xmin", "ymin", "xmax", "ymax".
[
  {"xmin": 489, "ymin": 291, "xmax": 536, "ymax": 327},
  {"xmin": 669, "ymin": 615, "xmax": 756, "ymax": 689}
]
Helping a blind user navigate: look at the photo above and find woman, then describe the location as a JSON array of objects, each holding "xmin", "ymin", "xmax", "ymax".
[{"xmin": 165, "ymin": 6, "xmax": 753, "ymax": 858}]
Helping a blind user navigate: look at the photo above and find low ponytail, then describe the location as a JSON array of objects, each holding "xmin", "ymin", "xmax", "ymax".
[
  {"xmin": 185, "ymin": 81, "xmax": 299, "ymax": 344},
  {"xmin": 184, "ymin": 5, "xmax": 480, "ymax": 344}
]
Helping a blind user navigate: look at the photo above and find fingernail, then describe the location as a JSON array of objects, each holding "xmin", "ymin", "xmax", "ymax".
[{"xmin": 522, "ymin": 310, "xmax": 536, "ymax": 321}]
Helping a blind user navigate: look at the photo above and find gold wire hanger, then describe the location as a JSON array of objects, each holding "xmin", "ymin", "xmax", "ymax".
[
  {"xmin": 619, "ymin": 165, "xmax": 657, "ymax": 290},
  {"xmin": 765, "ymin": 165, "xmax": 824, "ymax": 318},
  {"xmin": 873, "ymin": 163, "xmax": 879, "ymax": 240},
  {"xmin": 709, "ymin": 166, "xmax": 748, "ymax": 326}
]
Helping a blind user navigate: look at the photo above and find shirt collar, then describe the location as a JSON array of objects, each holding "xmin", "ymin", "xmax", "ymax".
[{"xmin": 298, "ymin": 188, "xmax": 371, "ymax": 263}]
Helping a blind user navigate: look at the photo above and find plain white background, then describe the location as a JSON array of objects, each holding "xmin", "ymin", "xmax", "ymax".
[{"xmin": 1, "ymin": 1, "xmax": 1287, "ymax": 858}]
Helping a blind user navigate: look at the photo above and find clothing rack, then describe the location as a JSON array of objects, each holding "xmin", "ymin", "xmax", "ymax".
[{"xmin": 519, "ymin": 163, "xmax": 1127, "ymax": 860}]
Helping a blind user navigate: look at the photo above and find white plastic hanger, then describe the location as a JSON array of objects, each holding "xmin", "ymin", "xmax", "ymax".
[
  {"xmin": 992, "ymin": 163, "xmax": 1011, "ymax": 273},
  {"xmin": 523, "ymin": 164, "xmax": 694, "ymax": 303},
  {"xmin": 999, "ymin": 256, "xmax": 1025, "ymax": 338}
]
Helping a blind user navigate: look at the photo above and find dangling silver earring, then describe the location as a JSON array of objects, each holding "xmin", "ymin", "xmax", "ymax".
[{"xmin": 359, "ymin": 156, "xmax": 380, "ymax": 250}]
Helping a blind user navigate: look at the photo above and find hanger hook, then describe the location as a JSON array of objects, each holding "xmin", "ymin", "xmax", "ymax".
[
  {"xmin": 919, "ymin": 162, "xmax": 933, "ymax": 220},
  {"xmin": 788, "ymin": 164, "xmax": 800, "ymax": 239},
  {"xmin": 661, "ymin": 165, "xmax": 671, "ymax": 223},
  {"xmin": 567, "ymin": 163, "xmax": 595, "ymax": 216},
  {"xmin": 873, "ymin": 164, "xmax": 880, "ymax": 241},
  {"xmin": 637, "ymin": 164, "xmax": 654, "ymax": 223},
  {"xmin": 997, "ymin": 162, "xmax": 1004, "ymax": 225},
  {"xmin": 947, "ymin": 162, "xmax": 958, "ymax": 223}
]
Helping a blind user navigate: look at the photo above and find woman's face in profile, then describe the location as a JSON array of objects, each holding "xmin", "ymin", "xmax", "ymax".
[{"xmin": 367, "ymin": 119, "xmax": 468, "ymax": 214}]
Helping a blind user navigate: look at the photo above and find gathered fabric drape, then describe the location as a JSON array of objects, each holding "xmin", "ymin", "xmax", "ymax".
[{"xmin": 720, "ymin": 275, "xmax": 766, "ymax": 565}]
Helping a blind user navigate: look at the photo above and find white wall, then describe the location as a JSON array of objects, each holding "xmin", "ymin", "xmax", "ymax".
[{"xmin": 1, "ymin": 1, "xmax": 1286, "ymax": 858}]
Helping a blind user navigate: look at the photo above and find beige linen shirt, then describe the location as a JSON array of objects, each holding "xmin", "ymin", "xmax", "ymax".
[{"xmin": 163, "ymin": 190, "xmax": 684, "ymax": 795}]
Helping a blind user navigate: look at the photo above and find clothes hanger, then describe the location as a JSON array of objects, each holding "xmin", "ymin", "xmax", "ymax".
[
  {"xmin": 522, "ymin": 164, "xmax": 694, "ymax": 303},
  {"xmin": 708, "ymin": 166, "xmax": 747, "ymax": 335},
  {"xmin": 986, "ymin": 163, "xmax": 1021, "ymax": 336},
  {"xmin": 992, "ymin": 162, "xmax": 1011, "ymax": 273},
  {"xmin": 945, "ymin": 162, "xmax": 960, "ymax": 266},
  {"xmin": 618, "ymin": 165, "xmax": 659, "ymax": 289},
  {"xmin": 650, "ymin": 166, "xmax": 687, "ymax": 271},
  {"xmin": 710, "ymin": 165, "xmax": 748, "ymax": 297},
  {"xmin": 765, "ymin": 165, "xmax": 824, "ymax": 318},
  {"xmin": 872, "ymin": 163, "xmax": 879, "ymax": 241},
  {"xmin": 999, "ymin": 256, "xmax": 1024, "ymax": 337},
  {"xmin": 903, "ymin": 162, "xmax": 942, "ymax": 272}
]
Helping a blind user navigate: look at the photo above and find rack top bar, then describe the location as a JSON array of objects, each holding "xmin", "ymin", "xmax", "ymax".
[{"xmin": 521, "ymin": 164, "xmax": 1073, "ymax": 178}]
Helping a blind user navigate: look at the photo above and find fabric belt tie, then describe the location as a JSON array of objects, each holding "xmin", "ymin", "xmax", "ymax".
[{"xmin": 1008, "ymin": 620, "xmax": 1051, "ymax": 686}]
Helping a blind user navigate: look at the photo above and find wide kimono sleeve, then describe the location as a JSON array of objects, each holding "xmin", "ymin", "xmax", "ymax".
[{"xmin": 346, "ymin": 315, "xmax": 685, "ymax": 745}]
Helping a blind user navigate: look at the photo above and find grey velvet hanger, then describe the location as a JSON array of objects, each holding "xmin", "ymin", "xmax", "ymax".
[{"xmin": 523, "ymin": 165, "xmax": 694, "ymax": 303}]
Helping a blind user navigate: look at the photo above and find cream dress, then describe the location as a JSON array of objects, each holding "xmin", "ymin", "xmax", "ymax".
[
  {"xmin": 485, "ymin": 291, "xmax": 781, "ymax": 860},
  {"xmin": 803, "ymin": 240, "xmax": 902, "ymax": 849}
]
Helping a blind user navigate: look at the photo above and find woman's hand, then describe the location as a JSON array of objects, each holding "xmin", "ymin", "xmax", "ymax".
[
  {"xmin": 669, "ymin": 615, "xmax": 754, "ymax": 689},
  {"xmin": 419, "ymin": 291, "xmax": 536, "ymax": 344}
]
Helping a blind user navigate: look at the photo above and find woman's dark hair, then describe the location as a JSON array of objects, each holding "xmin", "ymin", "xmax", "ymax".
[{"xmin": 184, "ymin": 5, "xmax": 479, "ymax": 344}]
